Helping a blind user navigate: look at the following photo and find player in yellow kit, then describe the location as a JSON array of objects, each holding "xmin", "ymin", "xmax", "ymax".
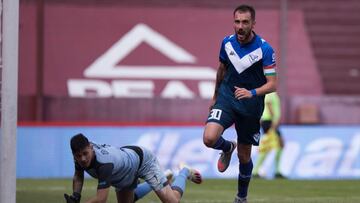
[{"xmin": 253, "ymin": 92, "xmax": 286, "ymax": 178}]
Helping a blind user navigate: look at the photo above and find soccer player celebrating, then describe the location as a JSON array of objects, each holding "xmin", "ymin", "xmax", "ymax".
[
  {"xmin": 64, "ymin": 133, "xmax": 202, "ymax": 203},
  {"xmin": 202, "ymin": 4, "xmax": 277, "ymax": 203}
]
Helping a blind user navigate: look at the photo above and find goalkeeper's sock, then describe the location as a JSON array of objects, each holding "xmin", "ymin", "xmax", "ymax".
[
  {"xmin": 213, "ymin": 136, "xmax": 232, "ymax": 152},
  {"xmin": 134, "ymin": 182, "xmax": 152, "ymax": 201},
  {"xmin": 237, "ymin": 159, "xmax": 253, "ymax": 198},
  {"xmin": 171, "ymin": 167, "xmax": 190, "ymax": 196},
  {"xmin": 253, "ymin": 152, "xmax": 266, "ymax": 175},
  {"xmin": 275, "ymin": 148, "xmax": 283, "ymax": 174}
]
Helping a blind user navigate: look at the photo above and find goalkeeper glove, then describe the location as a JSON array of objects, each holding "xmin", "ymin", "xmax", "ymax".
[{"xmin": 64, "ymin": 192, "xmax": 81, "ymax": 203}]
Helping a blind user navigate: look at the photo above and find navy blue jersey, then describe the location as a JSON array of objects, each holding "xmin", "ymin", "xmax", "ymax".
[{"xmin": 217, "ymin": 32, "xmax": 276, "ymax": 117}]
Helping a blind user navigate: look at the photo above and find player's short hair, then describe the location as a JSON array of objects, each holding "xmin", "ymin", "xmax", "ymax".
[
  {"xmin": 233, "ymin": 4, "xmax": 256, "ymax": 21},
  {"xmin": 70, "ymin": 133, "xmax": 90, "ymax": 154}
]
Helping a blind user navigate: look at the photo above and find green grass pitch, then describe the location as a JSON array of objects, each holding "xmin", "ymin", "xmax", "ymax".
[{"xmin": 17, "ymin": 178, "xmax": 360, "ymax": 203}]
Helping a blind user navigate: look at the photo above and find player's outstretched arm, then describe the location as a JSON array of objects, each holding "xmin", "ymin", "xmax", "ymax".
[{"xmin": 64, "ymin": 170, "xmax": 84, "ymax": 203}]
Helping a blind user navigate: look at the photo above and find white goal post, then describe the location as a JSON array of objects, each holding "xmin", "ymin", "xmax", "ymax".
[{"xmin": 0, "ymin": 0, "xmax": 19, "ymax": 202}]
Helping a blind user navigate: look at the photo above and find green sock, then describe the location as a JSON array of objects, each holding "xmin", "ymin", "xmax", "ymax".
[
  {"xmin": 275, "ymin": 148, "xmax": 283, "ymax": 174},
  {"xmin": 253, "ymin": 152, "xmax": 266, "ymax": 175}
]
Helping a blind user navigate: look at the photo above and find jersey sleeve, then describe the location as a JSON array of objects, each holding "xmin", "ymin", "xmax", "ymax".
[
  {"xmin": 97, "ymin": 163, "xmax": 114, "ymax": 190},
  {"xmin": 262, "ymin": 43, "xmax": 276, "ymax": 76}
]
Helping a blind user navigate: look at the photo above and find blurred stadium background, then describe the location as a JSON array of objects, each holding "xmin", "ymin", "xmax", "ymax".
[
  {"xmin": 2, "ymin": 0, "xmax": 360, "ymax": 202},
  {"xmin": 17, "ymin": 0, "xmax": 360, "ymax": 124}
]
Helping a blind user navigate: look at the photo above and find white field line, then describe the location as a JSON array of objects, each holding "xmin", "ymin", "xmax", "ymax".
[
  {"xmin": 17, "ymin": 186, "xmax": 359, "ymax": 203},
  {"xmin": 16, "ymin": 186, "xmax": 97, "ymax": 191}
]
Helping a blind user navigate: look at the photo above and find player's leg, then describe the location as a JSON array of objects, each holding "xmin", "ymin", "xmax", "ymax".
[
  {"xmin": 155, "ymin": 165, "xmax": 202, "ymax": 203},
  {"xmin": 155, "ymin": 184, "xmax": 180, "ymax": 203},
  {"xmin": 134, "ymin": 169, "xmax": 174, "ymax": 201},
  {"xmin": 154, "ymin": 168, "xmax": 190, "ymax": 202},
  {"xmin": 274, "ymin": 128, "xmax": 286, "ymax": 178},
  {"xmin": 115, "ymin": 189, "xmax": 135, "ymax": 203},
  {"xmin": 138, "ymin": 149, "xmax": 202, "ymax": 202},
  {"xmin": 236, "ymin": 143, "xmax": 252, "ymax": 202},
  {"xmin": 171, "ymin": 164, "xmax": 202, "ymax": 193},
  {"xmin": 252, "ymin": 151, "xmax": 266, "ymax": 178},
  {"xmin": 134, "ymin": 182, "xmax": 151, "ymax": 202},
  {"xmin": 203, "ymin": 106, "xmax": 236, "ymax": 172},
  {"xmin": 277, "ymin": 128, "xmax": 284, "ymax": 149},
  {"xmin": 253, "ymin": 120, "xmax": 272, "ymax": 177},
  {"xmin": 137, "ymin": 148, "xmax": 180, "ymax": 202},
  {"xmin": 233, "ymin": 115, "xmax": 261, "ymax": 202}
]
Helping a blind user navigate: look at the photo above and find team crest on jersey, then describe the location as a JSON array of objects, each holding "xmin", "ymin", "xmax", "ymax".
[
  {"xmin": 249, "ymin": 53, "xmax": 259, "ymax": 63},
  {"xmin": 101, "ymin": 149, "xmax": 109, "ymax": 155}
]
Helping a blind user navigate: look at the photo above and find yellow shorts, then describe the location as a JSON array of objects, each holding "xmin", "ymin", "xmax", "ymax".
[{"xmin": 258, "ymin": 129, "xmax": 280, "ymax": 153}]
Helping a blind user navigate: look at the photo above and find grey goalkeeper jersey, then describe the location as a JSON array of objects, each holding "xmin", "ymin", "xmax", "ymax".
[{"xmin": 75, "ymin": 142, "xmax": 141, "ymax": 190}]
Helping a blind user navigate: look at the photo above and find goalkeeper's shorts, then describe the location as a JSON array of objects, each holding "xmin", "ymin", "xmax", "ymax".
[{"xmin": 258, "ymin": 129, "xmax": 280, "ymax": 153}]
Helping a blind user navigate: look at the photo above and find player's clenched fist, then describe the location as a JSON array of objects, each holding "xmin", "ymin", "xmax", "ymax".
[{"xmin": 234, "ymin": 86, "xmax": 252, "ymax": 99}]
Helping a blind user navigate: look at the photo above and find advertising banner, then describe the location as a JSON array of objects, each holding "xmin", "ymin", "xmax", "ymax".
[{"xmin": 17, "ymin": 126, "xmax": 360, "ymax": 179}]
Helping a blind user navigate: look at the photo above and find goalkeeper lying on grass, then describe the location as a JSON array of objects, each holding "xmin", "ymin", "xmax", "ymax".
[{"xmin": 64, "ymin": 133, "xmax": 202, "ymax": 203}]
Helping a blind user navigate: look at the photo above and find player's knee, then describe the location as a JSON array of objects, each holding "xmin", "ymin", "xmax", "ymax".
[
  {"xmin": 169, "ymin": 194, "xmax": 181, "ymax": 203},
  {"xmin": 203, "ymin": 123, "xmax": 224, "ymax": 148},
  {"xmin": 203, "ymin": 134, "xmax": 216, "ymax": 147},
  {"xmin": 164, "ymin": 197, "xmax": 180, "ymax": 203},
  {"xmin": 237, "ymin": 152, "xmax": 251, "ymax": 163}
]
